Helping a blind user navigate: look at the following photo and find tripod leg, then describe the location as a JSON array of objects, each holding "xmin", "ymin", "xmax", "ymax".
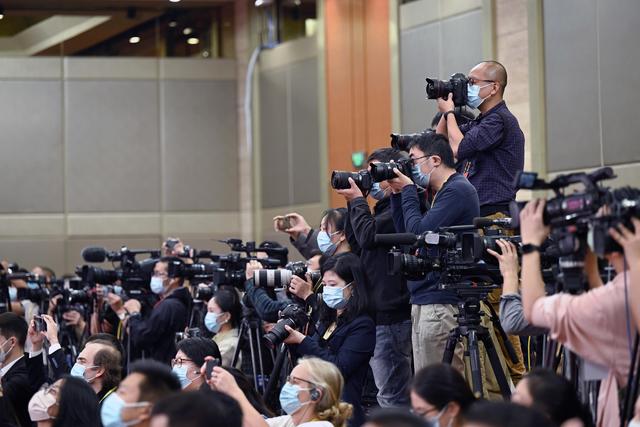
[
  {"xmin": 466, "ymin": 330, "xmax": 484, "ymax": 397},
  {"xmin": 254, "ymin": 326, "xmax": 266, "ymax": 393},
  {"xmin": 231, "ymin": 322, "xmax": 246, "ymax": 368},
  {"xmin": 247, "ymin": 327, "xmax": 260, "ymax": 392},
  {"xmin": 263, "ymin": 343, "xmax": 288, "ymax": 401},
  {"xmin": 442, "ymin": 328, "xmax": 460, "ymax": 365},
  {"xmin": 478, "ymin": 330, "xmax": 511, "ymax": 399}
]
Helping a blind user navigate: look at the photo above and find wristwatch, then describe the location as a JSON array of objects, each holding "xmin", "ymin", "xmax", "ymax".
[{"xmin": 521, "ymin": 243, "xmax": 541, "ymax": 254}]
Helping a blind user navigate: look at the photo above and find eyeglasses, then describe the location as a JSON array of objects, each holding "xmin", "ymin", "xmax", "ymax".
[
  {"xmin": 171, "ymin": 357, "xmax": 194, "ymax": 368},
  {"xmin": 286, "ymin": 375, "xmax": 318, "ymax": 388},
  {"xmin": 468, "ymin": 78, "xmax": 495, "ymax": 86}
]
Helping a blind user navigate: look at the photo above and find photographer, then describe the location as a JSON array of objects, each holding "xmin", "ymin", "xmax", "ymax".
[
  {"xmin": 122, "ymin": 257, "xmax": 191, "ymax": 365},
  {"xmin": 520, "ymin": 199, "xmax": 635, "ymax": 427},
  {"xmin": 336, "ymin": 147, "xmax": 412, "ymax": 407},
  {"xmin": 609, "ymin": 217, "xmax": 640, "ymax": 332},
  {"xmin": 388, "ymin": 132, "xmax": 479, "ymax": 373},
  {"xmin": 282, "ymin": 253, "xmax": 375, "ymax": 427},
  {"xmin": 273, "ymin": 213, "xmax": 321, "ymax": 260},
  {"xmin": 434, "ymin": 61, "xmax": 524, "ymax": 216},
  {"xmin": 205, "ymin": 286, "xmax": 241, "ymax": 367}
]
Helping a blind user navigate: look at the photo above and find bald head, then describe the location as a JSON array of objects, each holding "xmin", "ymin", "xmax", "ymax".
[{"xmin": 471, "ymin": 61, "xmax": 507, "ymax": 95}]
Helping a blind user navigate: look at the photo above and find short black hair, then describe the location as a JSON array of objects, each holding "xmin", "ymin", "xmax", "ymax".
[
  {"xmin": 411, "ymin": 364, "xmax": 475, "ymax": 412},
  {"xmin": 53, "ymin": 376, "xmax": 101, "ymax": 427},
  {"xmin": 367, "ymin": 408, "xmax": 431, "ymax": 427},
  {"xmin": 0, "ymin": 312, "xmax": 27, "ymax": 347},
  {"xmin": 320, "ymin": 252, "xmax": 369, "ymax": 326},
  {"xmin": 176, "ymin": 337, "xmax": 221, "ymax": 368},
  {"xmin": 151, "ymin": 390, "xmax": 242, "ymax": 427},
  {"xmin": 463, "ymin": 401, "xmax": 553, "ymax": 427},
  {"xmin": 213, "ymin": 286, "xmax": 242, "ymax": 329},
  {"xmin": 129, "ymin": 360, "xmax": 181, "ymax": 403},
  {"xmin": 367, "ymin": 147, "xmax": 407, "ymax": 164},
  {"xmin": 408, "ymin": 132, "xmax": 456, "ymax": 168},
  {"xmin": 322, "ymin": 207, "xmax": 348, "ymax": 233}
]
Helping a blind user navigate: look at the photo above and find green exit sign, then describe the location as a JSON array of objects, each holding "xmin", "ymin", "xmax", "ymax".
[{"xmin": 351, "ymin": 151, "xmax": 367, "ymax": 169}]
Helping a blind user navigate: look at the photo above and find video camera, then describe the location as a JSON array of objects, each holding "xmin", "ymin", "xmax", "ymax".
[
  {"xmin": 590, "ymin": 187, "xmax": 640, "ymax": 256},
  {"xmin": 425, "ymin": 72, "xmax": 468, "ymax": 107}
]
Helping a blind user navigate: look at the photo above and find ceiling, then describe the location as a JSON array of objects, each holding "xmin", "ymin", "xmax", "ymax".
[{"xmin": 0, "ymin": 0, "xmax": 233, "ymax": 12}]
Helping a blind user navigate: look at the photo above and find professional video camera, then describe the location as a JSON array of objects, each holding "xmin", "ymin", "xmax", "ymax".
[
  {"xmin": 590, "ymin": 187, "xmax": 640, "ymax": 256},
  {"xmin": 425, "ymin": 72, "xmax": 468, "ymax": 107},
  {"xmin": 0, "ymin": 263, "xmax": 44, "ymax": 312},
  {"xmin": 513, "ymin": 167, "xmax": 616, "ymax": 293},
  {"xmin": 76, "ymin": 246, "xmax": 160, "ymax": 297},
  {"xmin": 253, "ymin": 261, "xmax": 322, "ymax": 289},
  {"xmin": 263, "ymin": 303, "xmax": 311, "ymax": 349}
]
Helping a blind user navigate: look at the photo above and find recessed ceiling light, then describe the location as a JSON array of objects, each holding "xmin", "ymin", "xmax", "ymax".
[
  {"xmin": 169, "ymin": 0, "xmax": 181, "ymax": 3},
  {"xmin": 187, "ymin": 37, "xmax": 199, "ymax": 45},
  {"xmin": 183, "ymin": 27, "xmax": 193, "ymax": 35},
  {"xmin": 129, "ymin": 36, "xmax": 141, "ymax": 44},
  {"xmin": 168, "ymin": 21, "xmax": 177, "ymax": 28}
]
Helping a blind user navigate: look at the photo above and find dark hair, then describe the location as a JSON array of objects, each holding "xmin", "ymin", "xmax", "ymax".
[
  {"xmin": 213, "ymin": 286, "xmax": 242, "ymax": 329},
  {"xmin": 0, "ymin": 312, "xmax": 27, "ymax": 347},
  {"xmin": 90, "ymin": 341, "xmax": 122, "ymax": 393},
  {"xmin": 319, "ymin": 252, "xmax": 369, "ymax": 326},
  {"xmin": 129, "ymin": 360, "xmax": 181, "ymax": 403},
  {"xmin": 151, "ymin": 390, "xmax": 242, "ymax": 427},
  {"xmin": 523, "ymin": 368, "xmax": 594, "ymax": 426},
  {"xmin": 367, "ymin": 408, "xmax": 431, "ymax": 427},
  {"xmin": 408, "ymin": 132, "xmax": 456, "ymax": 168},
  {"xmin": 176, "ymin": 337, "xmax": 222, "ymax": 368},
  {"xmin": 322, "ymin": 207, "xmax": 348, "ymax": 234},
  {"xmin": 464, "ymin": 401, "xmax": 553, "ymax": 427},
  {"xmin": 411, "ymin": 364, "xmax": 475, "ymax": 412},
  {"xmin": 84, "ymin": 333, "xmax": 124, "ymax": 357},
  {"xmin": 367, "ymin": 147, "xmax": 407, "ymax": 164},
  {"xmin": 157, "ymin": 257, "xmax": 186, "ymax": 285},
  {"xmin": 53, "ymin": 376, "xmax": 100, "ymax": 427},
  {"xmin": 219, "ymin": 367, "xmax": 273, "ymax": 417}
]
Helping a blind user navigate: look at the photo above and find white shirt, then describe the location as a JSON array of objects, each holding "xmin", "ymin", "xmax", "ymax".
[
  {"xmin": 266, "ymin": 415, "xmax": 333, "ymax": 427},
  {"xmin": 0, "ymin": 355, "xmax": 24, "ymax": 378}
]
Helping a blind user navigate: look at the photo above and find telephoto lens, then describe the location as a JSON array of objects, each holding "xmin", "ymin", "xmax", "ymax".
[
  {"xmin": 331, "ymin": 170, "xmax": 373, "ymax": 191},
  {"xmin": 253, "ymin": 269, "xmax": 293, "ymax": 288}
]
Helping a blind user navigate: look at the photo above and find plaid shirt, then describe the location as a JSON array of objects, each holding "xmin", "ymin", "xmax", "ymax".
[{"xmin": 458, "ymin": 101, "xmax": 525, "ymax": 207}]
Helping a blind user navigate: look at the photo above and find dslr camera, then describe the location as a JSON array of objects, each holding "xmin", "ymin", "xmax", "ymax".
[
  {"xmin": 263, "ymin": 303, "xmax": 310, "ymax": 349},
  {"xmin": 253, "ymin": 261, "xmax": 321, "ymax": 289},
  {"xmin": 426, "ymin": 72, "xmax": 469, "ymax": 107}
]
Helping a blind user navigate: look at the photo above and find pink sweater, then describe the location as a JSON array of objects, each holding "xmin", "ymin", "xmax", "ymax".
[{"xmin": 531, "ymin": 272, "xmax": 633, "ymax": 427}]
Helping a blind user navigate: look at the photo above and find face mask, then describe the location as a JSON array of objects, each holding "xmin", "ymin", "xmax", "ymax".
[
  {"xmin": 317, "ymin": 231, "xmax": 338, "ymax": 256},
  {"xmin": 427, "ymin": 405, "xmax": 450, "ymax": 427},
  {"xmin": 204, "ymin": 312, "xmax": 224, "ymax": 333},
  {"xmin": 28, "ymin": 388, "xmax": 56, "ymax": 422},
  {"xmin": 101, "ymin": 393, "xmax": 150, "ymax": 427},
  {"xmin": 412, "ymin": 164, "xmax": 430, "ymax": 188},
  {"xmin": 467, "ymin": 83, "xmax": 492, "ymax": 109},
  {"xmin": 150, "ymin": 276, "xmax": 165, "ymax": 295},
  {"xmin": 172, "ymin": 365, "xmax": 197, "ymax": 389},
  {"xmin": 70, "ymin": 363, "xmax": 99, "ymax": 382},
  {"xmin": 27, "ymin": 281, "xmax": 40, "ymax": 289},
  {"xmin": 279, "ymin": 382, "xmax": 311, "ymax": 415},
  {"xmin": 0, "ymin": 339, "xmax": 14, "ymax": 364},
  {"xmin": 8, "ymin": 287, "xmax": 18, "ymax": 301},
  {"xmin": 322, "ymin": 283, "xmax": 352, "ymax": 310},
  {"xmin": 370, "ymin": 182, "xmax": 386, "ymax": 201},
  {"xmin": 629, "ymin": 420, "xmax": 640, "ymax": 427}
]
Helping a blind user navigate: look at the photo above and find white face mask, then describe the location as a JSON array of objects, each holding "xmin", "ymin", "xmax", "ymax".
[
  {"xmin": 150, "ymin": 276, "xmax": 165, "ymax": 294},
  {"xmin": 0, "ymin": 338, "xmax": 15, "ymax": 364}
]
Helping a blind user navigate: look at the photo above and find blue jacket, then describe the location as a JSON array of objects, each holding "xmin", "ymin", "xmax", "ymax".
[
  {"xmin": 391, "ymin": 173, "xmax": 480, "ymax": 305},
  {"xmin": 296, "ymin": 314, "xmax": 375, "ymax": 427}
]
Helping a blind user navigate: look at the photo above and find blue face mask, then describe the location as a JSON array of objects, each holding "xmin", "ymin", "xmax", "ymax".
[
  {"xmin": 370, "ymin": 182, "xmax": 386, "ymax": 201},
  {"xmin": 279, "ymin": 382, "xmax": 311, "ymax": 415},
  {"xmin": 172, "ymin": 365, "xmax": 196, "ymax": 389},
  {"xmin": 101, "ymin": 393, "xmax": 149, "ymax": 427},
  {"xmin": 70, "ymin": 363, "xmax": 98, "ymax": 382},
  {"xmin": 27, "ymin": 281, "xmax": 40, "ymax": 290},
  {"xmin": 467, "ymin": 83, "xmax": 492, "ymax": 109},
  {"xmin": 8, "ymin": 287, "xmax": 17, "ymax": 302},
  {"xmin": 412, "ymin": 164, "xmax": 430, "ymax": 188},
  {"xmin": 427, "ymin": 404, "xmax": 449, "ymax": 427},
  {"xmin": 317, "ymin": 231, "xmax": 338, "ymax": 255},
  {"xmin": 322, "ymin": 282, "xmax": 352, "ymax": 310},
  {"xmin": 204, "ymin": 312, "xmax": 224, "ymax": 333},
  {"xmin": 150, "ymin": 276, "xmax": 165, "ymax": 295}
]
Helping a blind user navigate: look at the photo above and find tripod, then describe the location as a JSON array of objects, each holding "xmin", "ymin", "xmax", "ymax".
[
  {"xmin": 231, "ymin": 305, "xmax": 270, "ymax": 395},
  {"xmin": 442, "ymin": 294, "xmax": 512, "ymax": 399}
]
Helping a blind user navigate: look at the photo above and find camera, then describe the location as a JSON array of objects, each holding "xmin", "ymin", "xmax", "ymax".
[
  {"xmin": 369, "ymin": 158, "xmax": 413, "ymax": 182},
  {"xmin": 390, "ymin": 130, "xmax": 432, "ymax": 152},
  {"xmin": 263, "ymin": 303, "xmax": 310, "ymax": 349},
  {"xmin": 460, "ymin": 232, "xmax": 522, "ymax": 264},
  {"xmin": 253, "ymin": 261, "xmax": 322, "ymax": 289},
  {"xmin": 590, "ymin": 187, "xmax": 640, "ymax": 256},
  {"xmin": 331, "ymin": 169, "xmax": 373, "ymax": 192},
  {"xmin": 426, "ymin": 72, "xmax": 469, "ymax": 107},
  {"xmin": 175, "ymin": 327, "xmax": 202, "ymax": 344}
]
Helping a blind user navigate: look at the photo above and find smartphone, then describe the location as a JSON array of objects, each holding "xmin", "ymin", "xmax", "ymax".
[
  {"xmin": 34, "ymin": 315, "xmax": 47, "ymax": 333},
  {"xmin": 276, "ymin": 216, "xmax": 292, "ymax": 231},
  {"xmin": 205, "ymin": 358, "xmax": 221, "ymax": 380}
]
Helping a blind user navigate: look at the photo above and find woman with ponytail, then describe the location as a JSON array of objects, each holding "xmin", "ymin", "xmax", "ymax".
[
  {"xmin": 208, "ymin": 357, "xmax": 353, "ymax": 427},
  {"xmin": 282, "ymin": 252, "xmax": 375, "ymax": 427}
]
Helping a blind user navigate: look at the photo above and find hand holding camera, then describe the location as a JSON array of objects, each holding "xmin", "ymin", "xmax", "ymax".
[
  {"xmin": 387, "ymin": 165, "xmax": 414, "ymax": 193},
  {"xmin": 273, "ymin": 213, "xmax": 311, "ymax": 239},
  {"xmin": 288, "ymin": 274, "xmax": 314, "ymax": 301},
  {"xmin": 283, "ymin": 324, "xmax": 306, "ymax": 345},
  {"xmin": 335, "ymin": 177, "xmax": 364, "ymax": 201},
  {"xmin": 437, "ymin": 93, "xmax": 455, "ymax": 113},
  {"xmin": 487, "ymin": 240, "xmax": 519, "ymax": 294},
  {"xmin": 519, "ymin": 199, "xmax": 551, "ymax": 246},
  {"xmin": 245, "ymin": 260, "xmax": 264, "ymax": 281},
  {"xmin": 609, "ymin": 217, "xmax": 640, "ymax": 261}
]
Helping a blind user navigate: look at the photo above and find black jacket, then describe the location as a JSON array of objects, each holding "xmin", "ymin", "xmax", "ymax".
[
  {"xmin": 296, "ymin": 314, "xmax": 375, "ymax": 427},
  {"xmin": 1, "ymin": 357, "xmax": 36, "ymax": 427},
  {"xmin": 128, "ymin": 286, "xmax": 191, "ymax": 365},
  {"xmin": 346, "ymin": 197, "xmax": 410, "ymax": 325}
]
